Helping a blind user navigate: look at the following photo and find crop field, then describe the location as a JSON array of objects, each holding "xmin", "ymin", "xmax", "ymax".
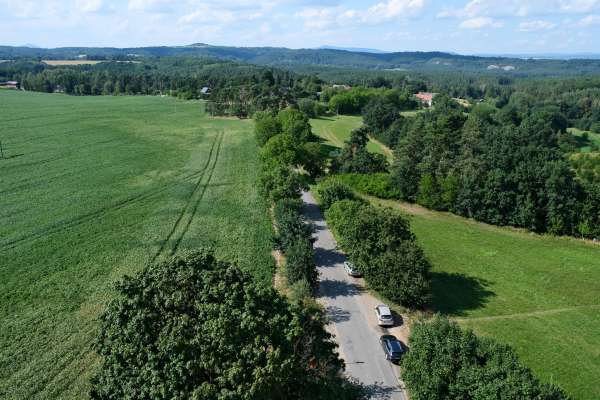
[
  {"xmin": 311, "ymin": 115, "xmax": 393, "ymax": 160},
  {"xmin": 0, "ymin": 91, "xmax": 273, "ymax": 399},
  {"xmin": 370, "ymin": 197, "xmax": 600, "ymax": 400}
]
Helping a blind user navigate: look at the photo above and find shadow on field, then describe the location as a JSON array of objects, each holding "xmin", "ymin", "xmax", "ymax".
[{"xmin": 431, "ymin": 272, "xmax": 495, "ymax": 316}]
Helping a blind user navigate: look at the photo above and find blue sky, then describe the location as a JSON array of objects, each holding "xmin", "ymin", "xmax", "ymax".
[{"xmin": 1, "ymin": 0, "xmax": 600, "ymax": 54}]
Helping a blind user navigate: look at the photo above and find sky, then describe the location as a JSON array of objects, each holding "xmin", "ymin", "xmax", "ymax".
[{"xmin": 1, "ymin": 0, "xmax": 600, "ymax": 54}]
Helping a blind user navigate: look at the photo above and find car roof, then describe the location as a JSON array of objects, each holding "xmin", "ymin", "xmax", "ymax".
[{"xmin": 376, "ymin": 305, "xmax": 392, "ymax": 315}]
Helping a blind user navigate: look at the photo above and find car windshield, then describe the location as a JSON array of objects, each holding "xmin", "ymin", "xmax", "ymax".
[
  {"xmin": 380, "ymin": 314, "xmax": 392, "ymax": 319},
  {"xmin": 389, "ymin": 341, "xmax": 403, "ymax": 352}
]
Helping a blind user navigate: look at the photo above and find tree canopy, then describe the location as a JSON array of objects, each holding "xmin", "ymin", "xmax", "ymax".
[{"xmin": 91, "ymin": 250, "xmax": 360, "ymax": 400}]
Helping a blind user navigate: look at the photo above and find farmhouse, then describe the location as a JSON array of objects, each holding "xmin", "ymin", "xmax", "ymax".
[
  {"xmin": 415, "ymin": 91, "xmax": 437, "ymax": 107},
  {"xmin": 0, "ymin": 81, "xmax": 18, "ymax": 90}
]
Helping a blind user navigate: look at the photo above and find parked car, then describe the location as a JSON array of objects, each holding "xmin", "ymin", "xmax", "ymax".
[
  {"xmin": 375, "ymin": 304, "xmax": 394, "ymax": 326},
  {"xmin": 379, "ymin": 335, "xmax": 405, "ymax": 363},
  {"xmin": 343, "ymin": 261, "xmax": 362, "ymax": 277}
]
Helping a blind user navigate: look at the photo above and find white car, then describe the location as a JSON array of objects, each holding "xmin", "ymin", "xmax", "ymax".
[
  {"xmin": 343, "ymin": 261, "xmax": 362, "ymax": 277},
  {"xmin": 375, "ymin": 305, "xmax": 394, "ymax": 327}
]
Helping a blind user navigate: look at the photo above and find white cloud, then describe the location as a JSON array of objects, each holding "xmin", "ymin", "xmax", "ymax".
[
  {"xmin": 518, "ymin": 19, "xmax": 557, "ymax": 31},
  {"xmin": 459, "ymin": 17, "xmax": 504, "ymax": 29},
  {"xmin": 578, "ymin": 13, "xmax": 600, "ymax": 25},
  {"xmin": 76, "ymin": 0, "xmax": 103, "ymax": 13},
  {"xmin": 295, "ymin": 0, "xmax": 425, "ymax": 31},
  {"xmin": 363, "ymin": 0, "xmax": 425, "ymax": 22},
  {"xmin": 439, "ymin": 0, "xmax": 600, "ymax": 19},
  {"xmin": 128, "ymin": 0, "xmax": 175, "ymax": 12}
]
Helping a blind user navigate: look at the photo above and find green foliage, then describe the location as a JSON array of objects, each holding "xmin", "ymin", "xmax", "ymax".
[
  {"xmin": 329, "ymin": 173, "xmax": 400, "ymax": 199},
  {"xmin": 316, "ymin": 180, "xmax": 357, "ymax": 210},
  {"xmin": 278, "ymin": 108, "xmax": 314, "ymax": 143},
  {"xmin": 333, "ymin": 127, "xmax": 389, "ymax": 174},
  {"xmin": 300, "ymin": 142, "xmax": 326, "ymax": 178},
  {"xmin": 255, "ymin": 111, "xmax": 282, "ymax": 146},
  {"xmin": 324, "ymin": 199, "xmax": 430, "ymax": 308},
  {"xmin": 285, "ymin": 237, "xmax": 318, "ymax": 290},
  {"xmin": 273, "ymin": 198, "xmax": 313, "ymax": 251},
  {"xmin": 90, "ymin": 250, "xmax": 356, "ymax": 400},
  {"xmin": 261, "ymin": 134, "xmax": 302, "ymax": 166},
  {"xmin": 259, "ymin": 160, "xmax": 306, "ymax": 202},
  {"xmin": 390, "ymin": 97, "xmax": 596, "ymax": 237},
  {"xmin": 402, "ymin": 316, "xmax": 569, "ymax": 400}
]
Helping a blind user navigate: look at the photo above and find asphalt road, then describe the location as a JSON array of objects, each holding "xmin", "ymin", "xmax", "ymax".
[{"xmin": 302, "ymin": 191, "xmax": 407, "ymax": 400}]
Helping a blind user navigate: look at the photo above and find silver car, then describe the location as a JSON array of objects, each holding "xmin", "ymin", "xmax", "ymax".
[
  {"xmin": 375, "ymin": 305, "xmax": 394, "ymax": 326},
  {"xmin": 343, "ymin": 261, "xmax": 362, "ymax": 277}
]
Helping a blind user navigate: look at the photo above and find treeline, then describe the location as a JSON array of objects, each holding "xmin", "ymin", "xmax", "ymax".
[
  {"xmin": 0, "ymin": 58, "xmax": 324, "ymax": 118},
  {"xmin": 358, "ymin": 94, "xmax": 600, "ymax": 238},
  {"xmin": 402, "ymin": 317, "xmax": 569, "ymax": 400},
  {"xmin": 316, "ymin": 180, "xmax": 431, "ymax": 308},
  {"xmin": 255, "ymin": 108, "xmax": 326, "ymax": 296}
]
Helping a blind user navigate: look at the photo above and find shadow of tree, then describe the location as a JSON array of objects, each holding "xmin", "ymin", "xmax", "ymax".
[
  {"xmin": 361, "ymin": 382, "xmax": 404, "ymax": 399},
  {"xmin": 314, "ymin": 247, "xmax": 347, "ymax": 268},
  {"xmin": 430, "ymin": 272, "xmax": 495, "ymax": 316},
  {"xmin": 319, "ymin": 278, "xmax": 364, "ymax": 299},
  {"xmin": 325, "ymin": 305, "xmax": 352, "ymax": 323}
]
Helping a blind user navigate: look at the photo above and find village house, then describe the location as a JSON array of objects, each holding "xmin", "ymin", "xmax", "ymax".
[
  {"xmin": 0, "ymin": 81, "xmax": 18, "ymax": 90},
  {"xmin": 200, "ymin": 87, "xmax": 211, "ymax": 95},
  {"xmin": 415, "ymin": 91, "xmax": 437, "ymax": 107}
]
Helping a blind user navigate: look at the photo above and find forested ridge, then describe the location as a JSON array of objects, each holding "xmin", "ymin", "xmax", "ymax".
[{"xmin": 4, "ymin": 44, "xmax": 600, "ymax": 75}]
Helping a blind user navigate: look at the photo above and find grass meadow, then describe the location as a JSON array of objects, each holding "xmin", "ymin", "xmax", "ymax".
[
  {"xmin": 310, "ymin": 115, "xmax": 393, "ymax": 160},
  {"xmin": 0, "ymin": 91, "xmax": 273, "ymax": 399},
  {"xmin": 311, "ymin": 115, "xmax": 599, "ymax": 399},
  {"xmin": 371, "ymin": 198, "xmax": 600, "ymax": 400}
]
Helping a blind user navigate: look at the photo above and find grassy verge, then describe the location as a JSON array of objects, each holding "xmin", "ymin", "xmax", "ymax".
[
  {"xmin": 367, "ymin": 196, "xmax": 600, "ymax": 400},
  {"xmin": 0, "ymin": 91, "xmax": 273, "ymax": 399}
]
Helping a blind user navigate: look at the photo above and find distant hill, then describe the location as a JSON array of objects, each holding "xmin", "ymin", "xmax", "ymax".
[
  {"xmin": 317, "ymin": 45, "xmax": 391, "ymax": 54},
  {"xmin": 3, "ymin": 44, "xmax": 600, "ymax": 76}
]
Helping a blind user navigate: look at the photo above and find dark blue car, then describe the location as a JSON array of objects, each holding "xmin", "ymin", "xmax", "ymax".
[{"xmin": 379, "ymin": 335, "xmax": 405, "ymax": 364}]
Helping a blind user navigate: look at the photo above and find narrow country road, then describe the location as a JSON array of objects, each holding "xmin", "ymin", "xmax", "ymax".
[{"xmin": 302, "ymin": 192, "xmax": 407, "ymax": 400}]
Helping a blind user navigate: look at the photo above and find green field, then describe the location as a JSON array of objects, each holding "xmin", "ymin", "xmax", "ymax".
[
  {"xmin": 569, "ymin": 127, "xmax": 600, "ymax": 152},
  {"xmin": 369, "ymin": 197, "xmax": 600, "ymax": 400},
  {"xmin": 0, "ymin": 91, "xmax": 273, "ymax": 399},
  {"xmin": 310, "ymin": 115, "xmax": 393, "ymax": 160}
]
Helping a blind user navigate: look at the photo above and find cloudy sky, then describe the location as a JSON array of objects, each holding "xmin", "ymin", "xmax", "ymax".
[{"xmin": 2, "ymin": 0, "xmax": 600, "ymax": 54}]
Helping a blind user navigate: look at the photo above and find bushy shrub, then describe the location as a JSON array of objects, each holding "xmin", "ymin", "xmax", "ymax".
[
  {"xmin": 316, "ymin": 180, "xmax": 357, "ymax": 210},
  {"xmin": 274, "ymin": 198, "xmax": 313, "ymax": 251},
  {"xmin": 255, "ymin": 111, "xmax": 282, "ymax": 146},
  {"xmin": 402, "ymin": 316, "xmax": 569, "ymax": 400},
  {"xmin": 334, "ymin": 173, "xmax": 401, "ymax": 199},
  {"xmin": 259, "ymin": 160, "xmax": 306, "ymax": 202},
  {"xmin": 285, "ymin": 237, "xmax": 318, "ymax": 290}
]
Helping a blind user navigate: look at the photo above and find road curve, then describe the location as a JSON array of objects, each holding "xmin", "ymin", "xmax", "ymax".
[{"xmin": 302, "ymin": 191, "xmax": 407, "ymax": 400}]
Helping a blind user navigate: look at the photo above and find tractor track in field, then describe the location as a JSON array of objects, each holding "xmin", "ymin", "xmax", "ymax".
[
  {"xmin": 0, "ymin": 136, "xmax": 221, "ymax": 252},
  {"xmin": 170, "ymin": 130, "xmax": 224, "ymax": 255},
  {"xmin": 150, "ymin": 130, "xmax": 224, "ymax": 264}
]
